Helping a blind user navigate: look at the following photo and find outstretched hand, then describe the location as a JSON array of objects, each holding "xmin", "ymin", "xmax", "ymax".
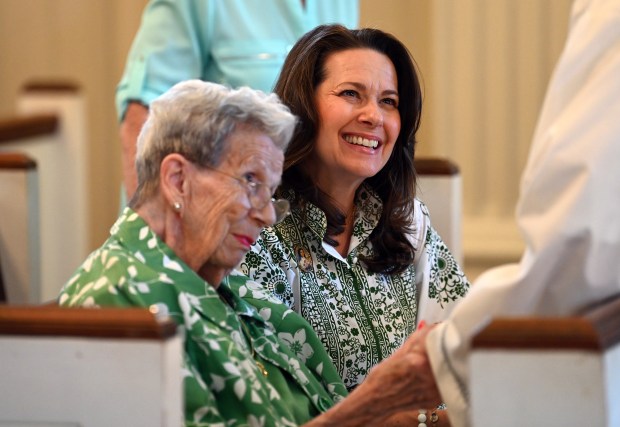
[
  {"xmin": 304, "ymin": 323, "xmax": 442, "ymax": 427},
  {"xmin": 361, "ymin": 322, "xmax": 442, "ymax": 413}
]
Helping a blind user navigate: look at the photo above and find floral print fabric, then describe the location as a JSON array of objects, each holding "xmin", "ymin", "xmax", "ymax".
[
  {"xmin": 240, "ymin": 186, "xmax": 469, "ymax": 389},
  {"xmin": 58, "ymin": 208, "xmax": 348, "ymax": 426}
]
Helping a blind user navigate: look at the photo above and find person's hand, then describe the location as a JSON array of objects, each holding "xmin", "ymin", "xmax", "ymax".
[
  {"xmin": 304, "ymin": 325, "xmax": 440, "ymax": 427},
  {"xmin": 303, "ymin": 323, "xmax": 442, "ymax": 426},
  {"xmin": 358, "ymin": 322, "xmax": 442, "ymax": 415}
]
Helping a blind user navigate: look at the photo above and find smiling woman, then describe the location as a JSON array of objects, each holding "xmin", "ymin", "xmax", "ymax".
[
  {"xmin": 239, "ymin": 25, "xmax": 470, "ymax": 405},
  {"xmin": 310, "ymin": 48, "xmax": 401, "ymax": 191}
]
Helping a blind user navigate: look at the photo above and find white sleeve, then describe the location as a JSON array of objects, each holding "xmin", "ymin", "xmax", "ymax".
[
  {"xmin": 412, "ymin": 199, "xmax": 470, "ymax": 325},
  {"xmin": 427, "ymin": 0, "xmax": 620, "ymax": 425}
]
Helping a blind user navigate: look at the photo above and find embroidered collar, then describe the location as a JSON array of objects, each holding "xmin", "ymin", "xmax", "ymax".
[{"xmin": 281, "ymin": 184, "xmax": 383, "ymax": 245}]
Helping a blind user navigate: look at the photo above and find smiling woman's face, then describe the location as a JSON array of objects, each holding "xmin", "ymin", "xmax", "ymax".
[
  {"xmin": 307, "ymin": 48, "xmax": 401, "ymax": 189},
  {"xmin": 181, "ymin": 125, "xmax": 284, "ymax": 286}
]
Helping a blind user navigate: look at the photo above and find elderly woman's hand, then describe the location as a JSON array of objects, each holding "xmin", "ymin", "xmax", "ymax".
[{"xmin": 304, "ymin": 324, "xmax": 442, "ymax": 426}]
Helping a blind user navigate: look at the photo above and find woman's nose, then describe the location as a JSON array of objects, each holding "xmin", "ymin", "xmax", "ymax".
[
  {"xmin": 358, "ymin": 101, "xmax": 383, "ymax": 127},
  {"xmin": 250, "ymin": 201, "xmax": 277, "ymax": 227}
]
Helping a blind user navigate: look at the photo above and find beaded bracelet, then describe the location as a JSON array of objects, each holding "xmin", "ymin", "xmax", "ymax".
[{"xmin": 417, "ymin": 409, "xmax": 438, "ymax": 427}]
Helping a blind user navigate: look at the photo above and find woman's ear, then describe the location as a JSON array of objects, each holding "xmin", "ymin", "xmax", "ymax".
[{"xmin": 160, "ymin": 153, "xmax": 191, "ymax": 209}]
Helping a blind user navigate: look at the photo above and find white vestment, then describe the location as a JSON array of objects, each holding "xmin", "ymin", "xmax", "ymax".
[{"xmin": 426, "ymin": 0, "xmax": 620, "ymax": 425}]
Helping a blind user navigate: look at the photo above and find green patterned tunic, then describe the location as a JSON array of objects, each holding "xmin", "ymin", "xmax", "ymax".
[
  {"xmin": 240, "ymin": 186, "xmax": 469, "ymax": 390},
  {"xmin": 58, "ymin": 208, "xmax": 348, "ymax": 426}
]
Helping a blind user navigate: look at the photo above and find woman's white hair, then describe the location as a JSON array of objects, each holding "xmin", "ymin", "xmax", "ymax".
[{"xmin": 131, "ymin": 79, "xmax": 297, "ymax": 206}]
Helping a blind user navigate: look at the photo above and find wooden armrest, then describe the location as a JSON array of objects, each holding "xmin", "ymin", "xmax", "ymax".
[
  {"xmin": 0, "ymin": 258, "xmax": 5, "ymax": 304},
  {"xmin": 0, "ymin": 152, "xmax": 37, "ymax": 169},
  {"xmin": 22, "ymin": 80, "xmax": 80, "ymax": 93},
  {"xmin": 472, "ymin": 294, "xmax": 620, "ymax": 351},
  {"xmin": 0, "ymin": 114, "xmax": 58, "ymax": 144},
  {"xmin": 414, "ymin": 157, "xmax": 460, "ymax": 176},
  {"xmin": 0, "ymin": 305, "xmax": 177, "ymax": 340}
]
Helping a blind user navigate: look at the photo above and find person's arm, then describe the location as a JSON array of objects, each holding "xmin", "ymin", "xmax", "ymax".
[
  {"xmin": 116, "ymin": 0, "xmax": 209, "ymax": 118},
  {"xmin": 303, "ymin": 325, "xmax": 442, "ymax": 426},
  {"xmin": 426, "ymin": 0, "xmax": 620, "ymax": 425},
  {"xmin": 412, "ymin": 200, "xmax": 470, "ymax": 325},
  {"xmin": 120, "ymin": 102, "xmax": 149, "ymax": 199},
  {"xmin": 116, "ymin": 0, "xmax": 210, "ymax": 200}
]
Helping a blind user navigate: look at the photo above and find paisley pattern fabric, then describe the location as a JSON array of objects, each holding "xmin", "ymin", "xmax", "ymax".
[
  {"xmin": 58, "ymin": 208, "xmax": 348, "ymax": 426},
  {"xmin": 240, "ymin": 186, "xmax": 469, "ymax": 389}
]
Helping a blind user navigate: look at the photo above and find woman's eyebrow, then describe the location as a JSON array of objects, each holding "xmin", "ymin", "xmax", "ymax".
[{"xmin": 338, "ymin": 81, "xmax": 398, "ymax": 97}]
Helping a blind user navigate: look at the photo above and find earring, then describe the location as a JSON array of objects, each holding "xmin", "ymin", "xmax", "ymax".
[{"xmin": 173, "ymin": 202, "xmax": 182, "ymax": 211}]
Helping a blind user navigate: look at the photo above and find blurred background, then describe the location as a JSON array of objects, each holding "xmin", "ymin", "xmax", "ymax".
[{"xmin": 0, "ymin": 0, "xmax": 573, "ymax": 281}]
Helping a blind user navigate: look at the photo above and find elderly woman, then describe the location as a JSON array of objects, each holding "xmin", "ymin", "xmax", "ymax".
[
  {"xmin": 58, "ymin": 80, "xmax": 442, "ymax": 426},
  {"xmin": 240, "ymin": 23, "xmax": 470, "ymax": 397}
]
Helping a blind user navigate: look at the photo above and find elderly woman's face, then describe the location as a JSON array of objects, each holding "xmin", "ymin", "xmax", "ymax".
[
  {"xmin": 310, "ymin": 48, "xmax": 400, "ymax": 188},
  {"xmin": 183, "ymin": 126, "xmax": 284, "ymax": 285}
]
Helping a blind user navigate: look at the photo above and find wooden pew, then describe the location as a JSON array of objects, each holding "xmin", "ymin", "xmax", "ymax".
[
  {"xmin": 0, "ymin": 305, "xmax": 183, "ymax": 426},
  {"xmin": 415, "ymin": 157, "xmax": 462, "ymax": 264},
  {"xmin": 0, "ymin": 81, "xmax": 89, "ymax": 303},
  {"xmin": 0, "ymin": 250, "xmax": 5, "ymax": 303},
  {"xmin": 0, "ymin": 123, "xmax": 47, "ymax": 303},
  {"xmin": 470, "ymin": 294, "xmax": 620, "ymax": 426}
]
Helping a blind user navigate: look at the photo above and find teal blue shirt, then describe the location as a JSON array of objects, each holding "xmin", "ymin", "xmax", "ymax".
[{"xmin": 116, "ymin": 0, "xmax": 359, "ymax": 120}]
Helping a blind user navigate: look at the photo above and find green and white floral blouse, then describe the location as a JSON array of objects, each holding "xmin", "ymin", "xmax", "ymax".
[
  {"xmin": 239, "ymin": 186, "xmax": 469, "ymax": 390},
  {"xmin": 58, "ymin": 208, "xmax": 348, "ymax": 426}
]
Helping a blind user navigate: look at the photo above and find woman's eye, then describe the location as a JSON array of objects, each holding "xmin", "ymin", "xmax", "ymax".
[
  {"xmin": 340, "ymin": 89, "xmax": 358, "ymax": 98},
  {"xmin": 243, "ymin": 172, "xmax": 257, "ymax": 185},
  {"xmin": 382, "ymin": 98, "xmax": 398, "ymax": 107}
]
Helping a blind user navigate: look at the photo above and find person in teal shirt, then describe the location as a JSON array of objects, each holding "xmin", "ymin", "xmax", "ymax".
[
  {"xmin": 62, "ymin": 80, "xmax": 443, "ymax": 426},
  {"xmin": 116, "ymin": 0, "xmax": 359, "ymax": 201}
]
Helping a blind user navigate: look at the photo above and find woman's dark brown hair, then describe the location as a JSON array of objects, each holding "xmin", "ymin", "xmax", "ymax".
[{"xmin": 274, "ymin": 24, "xmax": 422, "ymax": 274}]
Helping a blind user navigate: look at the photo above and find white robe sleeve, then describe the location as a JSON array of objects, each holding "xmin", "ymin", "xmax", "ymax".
[{"xmin": 426, "ymin": 0, "xmax": 620, "ymax": 425}]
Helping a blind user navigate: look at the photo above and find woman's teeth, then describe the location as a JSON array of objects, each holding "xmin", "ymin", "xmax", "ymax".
[{"xmin": 344, "ymin": 135, "xmax": 378, "ymax": 149}]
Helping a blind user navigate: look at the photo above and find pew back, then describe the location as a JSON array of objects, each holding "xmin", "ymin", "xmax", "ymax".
[
  {"xmin": 470, "ymin": 295, "xmax": 620, "ymax": 426},
  {"xmin": 0, "ymin": 305, "xmax": 183, "ymax": 427},
  {"xmin": 415, "ymin": 157, "xmax": 462, "ymax": 264},
  {"xmin": 0, "ymin": 83, "xmax": 89, "ymax": 303},
  {"xmin": 0, "ymin": 146, "xmax": 42, "ymax": 304}
]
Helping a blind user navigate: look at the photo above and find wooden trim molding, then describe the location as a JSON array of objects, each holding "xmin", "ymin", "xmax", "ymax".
[
  {"xmin": 579, "ymin": 294, "xmax": 620, "ymax": 350},
  {"xmin": 0, "ymin": 152, "xmax": 37, "ymax": 169},
  {"xmin": 0, "ymin": 258, "xmax": 5, "ymax": 304},
  {"xmin": 22, "ymin": 81, "xmax": 80, "ymax": 93},
  {"xmin": 0, "ymin": 114, "xmax": 59, "ymax": 144},
  {"xmin": 414, "ymin": 157, "xmax": 460, "ymax": 176},
  {"xmin": 0, "ymin": 306, "xmax": 178, "ymax": 340},
  {"xmin": 472, "ymin": 293, "xmax": 620, "ymax": 351}
]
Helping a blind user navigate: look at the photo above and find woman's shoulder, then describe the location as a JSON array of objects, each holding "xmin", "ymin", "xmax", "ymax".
[
  {"xmin": 58, "ymin": 241, "xmax": 168, "ymax": 307},
  {"xmin": 412, "ymin": 197, "xmax": 431, "ymax": 220},
  {"xmin": 405, "ymin": 198, "xmax": 431, "ymax": 245}
]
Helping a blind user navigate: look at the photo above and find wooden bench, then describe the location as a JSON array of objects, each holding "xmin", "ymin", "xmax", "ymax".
[
  {"xmin": 0, "ymin": 134, "xmax": 44, "ymax": 304},
  {"xmin": 470, "ymin": 294, "xmax": 620, "ymax": 426},
  {"xmin": 0, "ymin": 82, "xmax": 89, "ymax": 303},
  {"xmin": 0, "ymin": 305, "xmax": 183, "ymax": 426},
  {"xmin": 415, "ymin": 157, "xmax": 462, "ymax": 263}
]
